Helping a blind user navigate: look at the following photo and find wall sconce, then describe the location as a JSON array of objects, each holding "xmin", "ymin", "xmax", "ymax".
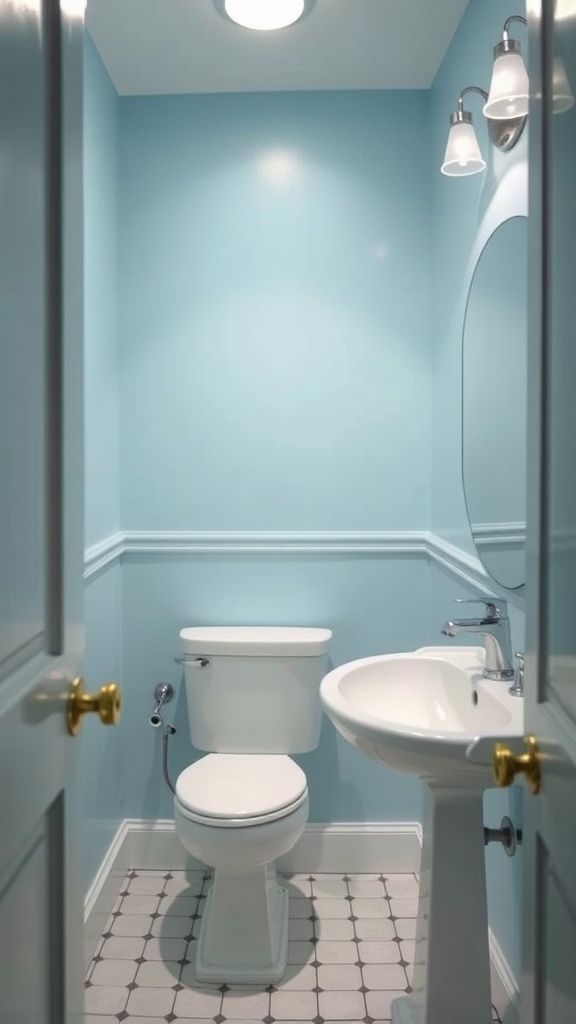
[
  {"xmin": 483, "ymin": 15, "xmax": 529, "ymax": 119},
  {"xmin": 484, "ymin": 11, "xmax": 574, "ymax": 115},
  {"xmin": 441, "ymin": 14, "xmax": 528, "ymax": 177},
  {"xmin": 441, "ymin": 85, "xmax": 526, "ymax": 177}
]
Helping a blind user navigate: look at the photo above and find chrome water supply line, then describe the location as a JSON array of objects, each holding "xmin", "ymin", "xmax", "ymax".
[
  {"xmin": 149, "ymin": 683, "xmax": 177, "ymax": 794},
  {"xmin": 149, "ymin": 682, "xmax": 174, "ymax": 727},
  {"xmin": 161, "ymin": 723, "xmax": 177, "ymax": 795}
]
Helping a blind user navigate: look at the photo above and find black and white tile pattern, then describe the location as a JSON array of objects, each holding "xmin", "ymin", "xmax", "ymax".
[{"xmin": 85, "ymin": 870, "xmax": 502, "ymax": 1023}]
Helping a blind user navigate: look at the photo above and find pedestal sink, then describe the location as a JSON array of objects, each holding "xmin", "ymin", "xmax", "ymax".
[{"xmin": 320, "ymin": 646, "xmax": 523, "ymax": 1024}]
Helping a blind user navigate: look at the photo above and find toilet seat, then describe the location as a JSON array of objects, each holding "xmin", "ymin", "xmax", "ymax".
[{"xmin": 175, "ymin": 754, "xmax": 308, "ymax": 828}]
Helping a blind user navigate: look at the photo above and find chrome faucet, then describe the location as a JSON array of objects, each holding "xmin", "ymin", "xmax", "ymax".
[{"xmin": 441, "ymin": 599, "xmax": 514, "ymax": 681}]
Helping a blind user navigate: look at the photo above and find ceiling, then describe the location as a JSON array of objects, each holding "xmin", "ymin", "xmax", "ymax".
[{"xmin": 86, "ymin": 0, "xmax": 471, "ymax": 96}]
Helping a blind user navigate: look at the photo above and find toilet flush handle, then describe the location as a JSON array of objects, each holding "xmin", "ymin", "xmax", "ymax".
[{"xmin": 174, "ymin": 656, "xmax": 210, "ymax": 668}]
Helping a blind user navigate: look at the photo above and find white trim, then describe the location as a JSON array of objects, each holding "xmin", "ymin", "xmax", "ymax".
[
  {"xmin": 281, "ymin": 821, "xmax": 422, "ymax": 873},
  {"xmin": 84, "ymin": 819, "xmax": 130, "ymax": 921},
  {"xmin": 83, "ymin": 529, "xmax": 431, "ymax": 582},
  {"xmin": 83, "ymin": 531, "xmax": 124, "ymax": 580},
  {"xmin": 82, "ymin": 527, "xmax": 466, "ymax": 573},
  {"xmin": 425, "ymin": 532, "xmax": 492, "ymax": 589},
  {"xmin": 84, "ymin": 820, "xmax": 422, "ymax": 913},
  {"xmin": 83, "ymin": 820, "xmax": 131, "ymax": 967},
  {"xmin": 83, "ymin": 527, "xmax": 524, "ymax": 605},
  {"xmin": 82, "ymin": 527, "xmax": 495, "ymax": 576},
  {"xmin": 489, "ymin": 926, "xmax": 521, "ymax": 1023},
  {"xmin": 472, "ymin": 521, "xmax": 525, "ymax": 543},
  {"xmin": 122, "ymin": 817, "xmax": 202, "ymax": 871},
  {"xmin": 122, "ymin": 530, "xmax": 428, "ymax": 555},
  {"xmin": 119, "ymin": 818, "xmax": 422, "ymax": 874}
]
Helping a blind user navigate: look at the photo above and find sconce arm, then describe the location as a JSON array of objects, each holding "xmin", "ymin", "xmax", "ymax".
[
  {"xmin": 458, "ymin": 85, "xmax": 489, "ymax": 112},
  {"xmin": 503, "ymin": 14, "xmax": 527, "ymax": 40}
]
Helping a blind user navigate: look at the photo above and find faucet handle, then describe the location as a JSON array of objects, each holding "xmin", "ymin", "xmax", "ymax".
[
  {"xmin": 508, "ymin": 652, "xmax": 525, "ymax": 697},
  {"xmin": 455, "ymin": 597, "xmax": 507, "ymax": 620}
]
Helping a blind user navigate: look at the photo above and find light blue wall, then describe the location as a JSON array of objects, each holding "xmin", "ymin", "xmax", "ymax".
[
  {"xmin": 84, "ymin": 35, "xmax": 120, "ymax": 549},
  {"xmin": 430, "ymin": 0, "xmax": 527, "ymax": 982},
  {"xmin": 118, "ymin": 91, "xmax": 432, "ymax": 532},
  {"xmin": 115, "ymin": 89, "xmax": 432, "ymax": 823},
  {"xmin": 81, "ymin": 36, "xmax": 124, "ymax": 891}
]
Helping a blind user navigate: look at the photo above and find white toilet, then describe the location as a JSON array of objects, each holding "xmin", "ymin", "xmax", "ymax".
[{"xmin": 173, "ymin": 625, "xmax": 332, "ymax": 985}]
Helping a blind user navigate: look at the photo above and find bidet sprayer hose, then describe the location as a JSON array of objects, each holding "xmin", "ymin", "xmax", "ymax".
[{"xmin": 162, "ymin": 724, "xmax": 177, "ymax": 795}]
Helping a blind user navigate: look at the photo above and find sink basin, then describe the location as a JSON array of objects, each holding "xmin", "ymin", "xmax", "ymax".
[
  {"xmin": 320, "ymin": 645, "xmax": 525, "ymax": 1024},
  {"xmin": 320, "ymin": 645, "xmax": 523, "ymax": 787}
]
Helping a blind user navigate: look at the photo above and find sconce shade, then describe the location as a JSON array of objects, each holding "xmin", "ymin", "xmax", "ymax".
[
  {"xmin": 483, "ymin": 51, "xmax": 530, "ymax": 119},
  {"xmin": 441, "ymin": 120, "xmax": 486, "ymax": 176}
]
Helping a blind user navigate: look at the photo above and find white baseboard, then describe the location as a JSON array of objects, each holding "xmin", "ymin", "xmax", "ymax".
[
  {"xmin": 84, "ymin": 818, "xmax": 421, "ymax": 926},
  {"xmin": 489, "ymin": 927, "xmax": 521, "ymax": 1024},
  {"xmin": 84, "ymin": 820, "xmax": 131, "ymax": 921},
  {"xmin": 84, "ymin": 817, "xmax": 519, "ymax": 1022},
  {"xmin": 281, "ymin": 822, "xmax": 422, "ymax": 873},
  {"xmin": 113, "ymin": 818, "xmax": 423, "ymax": 874},
  {"xmin": 83, "ymin": 820, "xmax": 131, "ymax": 967}
]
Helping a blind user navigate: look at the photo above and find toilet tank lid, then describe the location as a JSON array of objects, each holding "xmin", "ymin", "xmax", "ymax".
[{"xmin": 179, "ymin": 626, "xmax": 332, "ymax": 657}]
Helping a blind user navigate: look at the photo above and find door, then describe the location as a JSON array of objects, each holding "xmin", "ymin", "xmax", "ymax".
[
  {"xmin": 521, "ymin": 1, "xmax": 576, "ymax": 1020},
  {"xmin": 0, "ymin": 1, "xmax": 85, "ymax": 1021}
]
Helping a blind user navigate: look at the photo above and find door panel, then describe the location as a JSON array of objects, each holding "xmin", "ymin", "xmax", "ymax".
[
  {"xmin": 523, "ymin": 2, "xmax": 576, "ymax": 1022},
  {"xmin": 0, "ymin": 805, "xmax": 64, "ymax": 1024},
  {"xmin": 0, "ymin": 0, "xmax": 47, "ymax": 674},
  {"xmin": 0, "ymin": 1, "xmax": 85, "ymax": 1021}
]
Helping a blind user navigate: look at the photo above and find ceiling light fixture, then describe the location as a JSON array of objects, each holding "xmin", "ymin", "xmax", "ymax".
[{"xmin": 215, "ymin": 0, "xmax": 314, "ymax": 31}]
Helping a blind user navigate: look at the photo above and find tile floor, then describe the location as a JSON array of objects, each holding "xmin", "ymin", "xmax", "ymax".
[{"xmin": 85, "ymin": 870, "xmax": 501, "ymax": 1023}]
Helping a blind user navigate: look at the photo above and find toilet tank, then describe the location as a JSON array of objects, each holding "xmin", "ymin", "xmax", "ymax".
[{"xmin": 179, "ymin": 626, "xmax": 332, "ymax": 754}]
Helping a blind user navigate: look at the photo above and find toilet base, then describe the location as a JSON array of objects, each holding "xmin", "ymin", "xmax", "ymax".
[{"xmin": 195, "ymin": 863, "xmax": 289, "ymax": 984}]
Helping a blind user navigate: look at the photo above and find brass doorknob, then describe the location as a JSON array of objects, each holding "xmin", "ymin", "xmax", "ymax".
[
  {"xmin": 67, "ymin": 677, "xmax": 122, "ymax": 736},
  {"xmin": 493, "ymin": 735, "xmax": 541, "ymax": 795}
]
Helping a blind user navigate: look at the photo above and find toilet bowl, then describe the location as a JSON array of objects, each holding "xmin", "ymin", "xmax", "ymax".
[
  {"xmin": 173, "ymin": 625, "xmax": 331, "ymax": 984},
  {"xmin": 175, "ymin": 755, "xmax": 309, "ymax": 983}
]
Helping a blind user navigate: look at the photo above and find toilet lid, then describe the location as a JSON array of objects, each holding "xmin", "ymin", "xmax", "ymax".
[{"xmin": 175, "ymin": 754, "xmax": 307, "ymax": 821}]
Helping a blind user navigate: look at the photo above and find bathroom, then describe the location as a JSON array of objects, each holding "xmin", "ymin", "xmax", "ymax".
[
  {"xmin": 77, "ymin": 0, "xmax": 532, "ymax": 1020},
  {"xmin": 9, "ymin": 0, "xmax": 576, "ymax": 1017}
]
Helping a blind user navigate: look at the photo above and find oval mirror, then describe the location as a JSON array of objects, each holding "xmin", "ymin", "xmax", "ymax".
[{"xmin": 462, "ymin": 216, "xmax": 527, "ymax": 590}]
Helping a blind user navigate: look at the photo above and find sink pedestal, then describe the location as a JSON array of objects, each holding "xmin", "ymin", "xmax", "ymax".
[{"xmin": 391, "ymin": 785, "xmax": 492, "ymax": 1024}]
